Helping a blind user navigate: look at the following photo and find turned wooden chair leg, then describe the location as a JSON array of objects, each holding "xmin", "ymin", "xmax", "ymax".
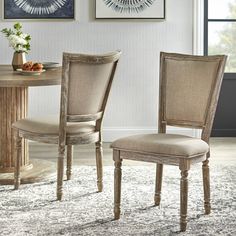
[
  {"xmin": 154, "ymin": 163, "xmax": 163, "ymax": 206},
  {"xmin": 202, "ymin": 158, "xmax": 211, "ymax": 214},
  {"xmin": 179, "ymin": 161, "xmax": 190, "ymax": 232},
  {"xmin": 96, "ymin": 141, "xmax": 103, "ymax": 192},
  {"xmin": 57, "ymin": 144, "xmax": 65, "ymax": 200},
  {"xmin": 113, "ymin": 150, "xmax": 122, "ymax": 220},
  {"xmin": 14, "ymin": 131, "xmax": 22, "ymax": 190},
  {"xmin": 66, "ymin": 145, "xmax": 73, "ymax": 180}
]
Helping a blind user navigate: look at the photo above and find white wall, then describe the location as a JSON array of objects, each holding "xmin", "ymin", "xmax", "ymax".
[{"xmin": 0, "ymin": 0, "xmax": 194, "ymax": 141}]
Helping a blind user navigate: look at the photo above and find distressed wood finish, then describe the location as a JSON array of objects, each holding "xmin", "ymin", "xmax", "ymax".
[
  {"xmin": 202, "ymin": 159, "xmax": 211, "ymax": 214},
  {"xmin": 67, "ymin": 112, "xmax": 102, "ymax": 122},
  {"xmin": 119, "ymin": 150, "xmax": 207, "ymax": 165},
  {"xmin": 179, "ymin": 160, "xmax": 190, "ymax": 232},
  {"xmin": 14, "ymin": 131, "xmax": 22, "ymax": 190},
  {"xmin": 113, "ymin": 149, "xmax": 122, "ymax": 220},
  {"xmin": 0, "ymin": 66, "xmax": 61, "ymax": 184},
  {"xmin": 66, "ymin": 145, "xmax": 73, "ymax": 180},
  {"xmin": 56, "ymin": 54, "xmax": 69, "ymax": 200},
  {"xmin": 96, "ymin": 141, "xmax": 103, "ymax": 192},
  {"xmin": 17, "ymin": 131, "xmax": 100, "ymax": 145},
  {"xmin": 112, "ymin": 52, "xmax": 227, "ymax": 232},
  {"xmin": 57, "ymin": 144, "xmax": 65, "ymax": 200},
  {"xmin": 0, "ymin": 65, "xmax": 61, "ymax": 87},
  {"xmin": 0, "ymin": 87, "xmax": 30, "ymax": 173},
  {"xmin": 13, "ymin": 51, "xmax": 121, "ymax": 200},
  {"xmin": 55, "ymin": 51, "xmax": 121, "ymax": 199},
  {"xmin": 154, "ymin": 164, "xmax": 163, "ymax": 206}
]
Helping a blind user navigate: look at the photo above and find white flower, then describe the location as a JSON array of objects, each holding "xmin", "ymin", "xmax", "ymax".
[
  {"xmin": 15, "ymin": 45, "xmax": 27, "ymax": 53},
  {"xmin": 8, "ymin": 34, "xmax": 27, "ymax": 46},
  {"xmin": 21, "ymin": 33, "xmax": 28, "ymax": 38},
  {"xmin": 2, "ymin": 23, "xmax": 31, "ymax": 53}
]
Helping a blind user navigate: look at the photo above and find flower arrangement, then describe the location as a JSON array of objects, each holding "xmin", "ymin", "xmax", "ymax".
[{"xmin": 1, "ymin": 22, "xmax": 31, "ymax": 53}]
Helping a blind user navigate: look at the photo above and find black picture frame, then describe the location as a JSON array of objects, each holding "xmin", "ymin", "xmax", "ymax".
[
  {"xmin": 96, "ymin": 0, "xmax": 166, "ymax": 20},
  {"xmin": 3, "ymin": 0, "xmax": 75, "ymax": 20}
]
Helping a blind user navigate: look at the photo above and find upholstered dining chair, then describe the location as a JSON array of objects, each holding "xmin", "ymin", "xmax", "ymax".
[
  {"xmin": 12, "ymin": 50, "xmax": 121, "ymax": 200},
  {"xmin": 111, "ymin": 52, "xmax": 227, "ymax": 232}
]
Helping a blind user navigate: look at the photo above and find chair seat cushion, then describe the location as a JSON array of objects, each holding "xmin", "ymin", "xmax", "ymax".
[
  {"xmin": 12, "ymin": 115, "xmax": 95, "ymax": 135},
  {"xmin": 111, "ymin": 134, "xmax": 209, "ymax": 158}
]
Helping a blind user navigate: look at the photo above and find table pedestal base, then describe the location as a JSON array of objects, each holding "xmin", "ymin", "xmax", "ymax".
[
  {"xmin": 0, "ymin": 87, "xmax": 29, "ymax": 173},
  {"xmin": 0, "ymin": 159, "xmax": 56, "ymax": 185}
]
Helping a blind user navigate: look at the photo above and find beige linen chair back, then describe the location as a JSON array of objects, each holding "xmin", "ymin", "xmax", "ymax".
[
  {"xmin": 159, "ymin": 52, "xmax": 227, "ymax": 142},
  {"xmin": 60, "ymin": 51, "xmax": 121, "ymax": 124}
]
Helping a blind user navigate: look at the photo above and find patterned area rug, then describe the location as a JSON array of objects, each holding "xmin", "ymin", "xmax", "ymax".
[{"xmin": 0, "ymin": 164, "xmax": 235, "ymax": 236}]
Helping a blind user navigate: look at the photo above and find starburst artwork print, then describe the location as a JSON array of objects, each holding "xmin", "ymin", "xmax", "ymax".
[
  {"xmin": 4, "ymin": 0, "xmax": 74, "ymax": 19},
  {"xmin": 96, "ymin": 0, "xmax": 165, "ymax": 19}
]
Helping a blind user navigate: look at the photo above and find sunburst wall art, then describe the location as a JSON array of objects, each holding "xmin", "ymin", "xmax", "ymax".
[
  {"xmin": 96, "ymin": 0, "xmax": 165, "ymax": 19},
  {"xmin": 4, "ymin": 0, "xmax": 74, "ymax": 19}
]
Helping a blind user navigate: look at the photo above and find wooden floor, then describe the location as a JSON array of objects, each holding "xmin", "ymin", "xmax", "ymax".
[{"xmin": 30, "ymin": 138, "xmax": 236, "ymax": 166}]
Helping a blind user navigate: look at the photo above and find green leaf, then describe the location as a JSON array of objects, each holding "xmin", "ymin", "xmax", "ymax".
[
  {"xmin": 25, "ymin": 35, "xmax": 31, "ymax": 41},
  {"xmin": 14, "ymin": 22, "xmax": 22, "ymax": 31}
]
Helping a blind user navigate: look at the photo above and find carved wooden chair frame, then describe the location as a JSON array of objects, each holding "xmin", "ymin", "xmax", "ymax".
[
  {"xmin": 14, "ymin": 51, "xmax": 121, "ymax": 201},
  {"xmin": 112, "ymin": 52, "xmax": 227, "ymax": 231}
]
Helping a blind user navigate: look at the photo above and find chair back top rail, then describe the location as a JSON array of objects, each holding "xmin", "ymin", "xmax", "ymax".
[{"xmin": 62, "ymin": 51, "xmax": 121, "ymax": 64}]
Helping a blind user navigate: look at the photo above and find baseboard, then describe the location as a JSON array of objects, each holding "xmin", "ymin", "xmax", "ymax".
[{"xmin": 102, "ymin": 127, "xmax": 198, "ymax": 142}]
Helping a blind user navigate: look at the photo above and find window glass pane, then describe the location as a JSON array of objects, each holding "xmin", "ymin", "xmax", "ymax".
[
  {"xmin": 208, "ymin": 22, "xmax": 236, "ymax": 72},
  {"xmin": 208, "ymin": 0, "xmax": 236, "ymax": 19}
]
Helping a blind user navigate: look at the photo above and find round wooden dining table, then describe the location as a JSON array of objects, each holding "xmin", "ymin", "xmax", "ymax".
[{"xmin": 0, "ymin": 65, "xmax": 61, "ymax": 184}]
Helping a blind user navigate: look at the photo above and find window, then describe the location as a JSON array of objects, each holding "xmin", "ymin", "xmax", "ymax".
[{"xmin": 204, "ymin": 0, "xmax": 236, "ymax": 78}]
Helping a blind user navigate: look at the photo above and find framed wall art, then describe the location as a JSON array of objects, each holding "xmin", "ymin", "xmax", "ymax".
[
  {"xmin": 3, "ymin": 0, "xmax": 75, "ymax": 20},
  {"xmin": 96, "ymin": 0, "xmax": 165, "ymax": 19}
]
